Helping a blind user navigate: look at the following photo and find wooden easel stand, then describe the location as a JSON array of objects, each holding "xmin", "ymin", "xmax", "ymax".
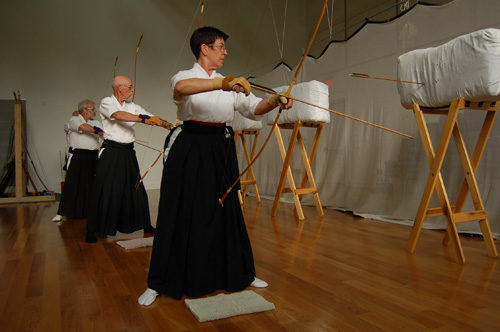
[
  {"xmin": 407, "ymin": 98, "xmax": 498, "ymax": 263},
  {"xmin": 272, "ymin": 121, "xmax": 325, "ymax": 220}
]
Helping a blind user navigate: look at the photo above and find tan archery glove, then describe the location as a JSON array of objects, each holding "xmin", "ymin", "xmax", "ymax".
[
  {"xmin": 138, "ymin": 114, "xmax": 162, "ymax": 126},
  {"xmin": 213, "ymin": 75, "xmax": 251, "ymax": 96},
  {"xmin": 159, "ymin": 119, "xmax": 175, "ymax": 130},
  {"xmin": 266, "ymin": 92, "xmax": 288, "ymax": 108}
]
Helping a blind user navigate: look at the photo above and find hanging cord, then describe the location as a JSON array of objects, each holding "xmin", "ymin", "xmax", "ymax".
[
  {"xmin": 1, "ymin": 124, "xmax": 14, "ymax": 172},
  {"xmin": 23, "ymin": 138, "xmax": 50, "ymax": 192},
  {"xmin": 280, "ymin": 0, "xmax": 288, "ymax": 59},
  {"xmin": 22, "ymin": 162, "xmax": 38, "ymax": 194},
  {"xmin": 268, "ymin": 0, "xmax": 288, "ymax": 60},
  {"xmin": 325, "ymin": 0, "xmax": 335, "ymax": 40},
  {"xmin": 243, "ymin": 0, "xmax": 270, "ymax": 73},
  {"xmin": 317, "ymin": 0, "xmax": 412, "ymax": 45},
  {"xmin": 219, "ymin": 0, "xmax": 328, "ymax": 205},
  {"xmin": 240, "ymin": 0, "xmax": 287, "ymax": 78}
]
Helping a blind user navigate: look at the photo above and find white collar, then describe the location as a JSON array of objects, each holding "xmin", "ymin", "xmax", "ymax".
[
  {"xmin": 193, "ymin": 62, "xmax": 218, "ymax": 78},
  {"xmin": 77, "ymin": 113, "xmax": 88, "ymax": 123},
  {"xmin": 112, "ymin": 94, "xmax": 131, "ymax": 107}
]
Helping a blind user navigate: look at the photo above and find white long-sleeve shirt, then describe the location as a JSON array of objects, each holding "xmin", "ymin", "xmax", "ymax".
[
  {"xmin": 99, "ymin": 95, "xmax": 153, "ymax": 144},
  {"xmin": 171, "ymin": 62, "xmax": 263, "ymax": 123},
  {"xmin": 66, "ymin": 114, "xmax": 101, "ymax": 150}
]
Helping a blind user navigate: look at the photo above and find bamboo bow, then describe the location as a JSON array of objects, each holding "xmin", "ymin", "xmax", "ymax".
[
  {"xmin": 113, "ymin": 56, "xmax": 119, "ymax": 78},
  {"xmin": 218, "ymin": 0, "xmax": 329, "ymax": 206},
  {"xmin": 132, "ymin": 34, "xmax": 144, "ymax": 102},
  {"xmin": 199, "ymin": 0, "xmax": 206, "ymax": 27},
  {"xmin": 135, "ymin": 148, "xmax": 165, "ymax": 190}
]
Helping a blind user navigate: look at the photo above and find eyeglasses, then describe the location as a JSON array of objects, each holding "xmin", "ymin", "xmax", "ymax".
[
  {"xmin": 86, "ymin": 107, "xmax": 96, "ymax": 111},
  {"xmin": 208, "ymin": 43, "xmax": 227, "ymax": 52},
  {"xmin": 121, "ymin": 85, "xmax": 133, "ymax": 90}
]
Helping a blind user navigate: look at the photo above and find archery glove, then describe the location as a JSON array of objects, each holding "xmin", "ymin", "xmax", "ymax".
[
  {"xmin": 138, "ymin": 114, "xmax": 163, "ymax": 126},
  {"xmin": 267, "ymin": 92, "xmax": 288, "ymax": 108},
  {"xmin": 213, "ymin": 76, "xmax": 251, "ymax": 96},
  {"xmin": 93, "ymin": 126, "xmax": 104, "ymax": 136}
]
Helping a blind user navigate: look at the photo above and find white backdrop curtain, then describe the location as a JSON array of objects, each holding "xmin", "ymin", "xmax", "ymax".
[{"xmin": 236, "ymin": 0, "xmax": 500, "ymax": 237}]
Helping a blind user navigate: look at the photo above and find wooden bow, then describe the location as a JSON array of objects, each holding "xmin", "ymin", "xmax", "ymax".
[
  {"xmin": 135, "ymin": 148, "xmax": 164, "ymax": 190},
  {"xmin": 134, "ymin": 120, "xmax": 178, "ymax": 190},
  {"xmin": 132, "ymin": 34, "xmax": 144, "ymax": 102},
  {"xmin": 199, "ymin": 0, "xmax": 206, "ymax": 27},
  {"xmin": 113, "ymin": 56, "xmax": 119, "ymax": 78},
  {"xmin": 218, "ymin": 0, "xmax": 328, "ymax": 205}
]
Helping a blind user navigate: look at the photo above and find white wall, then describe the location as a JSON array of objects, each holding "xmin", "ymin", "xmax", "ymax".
[{"xmin": 0, "ymin": 0, "xmax": 307, "ymax": 191}]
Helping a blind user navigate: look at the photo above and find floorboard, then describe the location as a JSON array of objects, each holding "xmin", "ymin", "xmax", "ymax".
[{"xmin": 0, "ymin": 191, "xmax": 499, "ymax": 331}]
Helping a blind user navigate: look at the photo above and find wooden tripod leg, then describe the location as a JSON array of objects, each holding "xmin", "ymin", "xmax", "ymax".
[
  {"xmin": 234, "ymin": 130, "xmax": 240, "ymax": 145},
  {"xmin": 272, "ymin": 123, "xmax": 304, "ymax": 219},
  {"xmin": 240, "ymin": 134, "xmax": 250, "ymax": 199},
  {"xmin": 454, "ymin": 110, "xmax": 497, "ymax": 212},
  {"xmin": 299, "ymin": 124, "xmax": 324, "ymax": 201},
  {"xmin": 407, "ymin": 105, "xmax": 437, "ymax": 253},
  {"xmin": 296, "ymin": 130, "xmax": 324, "ymax": 217},
  {"xmin": 408, "ymin": 100, "xmax": 465, "ymax": 263},
  {"xmin": 235, "ymin": 130, "xmax": 262, "ymax": 204},
  {"xmin": 237, "ymin": 190, "xmax": 243, "ymax": 205},
  {"xmin": 250, "ymin": 131, "xmax": 261, "ymax": 202},
  {"xmin": 452, "ymin": 121, "xmax": 497, "ymax": 257},
  {"xmin": 240, "ymin": 133, "xmax": 261, "ymax": 203},
  {"xmin": 443, "ymin": 110, "xmax": 497, "ymax": 247}
]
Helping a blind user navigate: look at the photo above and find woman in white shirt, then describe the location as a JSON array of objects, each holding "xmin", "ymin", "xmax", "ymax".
[{"xmin": 139, "ymin": 26, "xmax": 292, "ymax": 305}]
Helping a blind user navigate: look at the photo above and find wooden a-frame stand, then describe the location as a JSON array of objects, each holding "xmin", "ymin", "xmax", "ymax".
[
  {"xmin": 407, "ymin": 98, "xmax": 498, "ymax": 264},
  {"xmin": 272, "ymin": 121, "xmax": 325, "ymax": 220},
  {"xmin": 0, "ymin": 94, "xmax": 55, "ymax": 204},
  {"xmin": 234, "ymin": 129, "xmax": 261, "ymax": 204}
]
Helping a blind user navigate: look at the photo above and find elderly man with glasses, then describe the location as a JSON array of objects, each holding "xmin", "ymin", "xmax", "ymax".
[
  {"xmin": 53, "ymin": 99, "xmax": 103, "ymax": 222},
  {"xmin": 139, "ymin": 26, "xmax": 292, "ymax": 305},
  {"xmin": 85, "ymin": 75, "xmax": 172, "ymax": 243}
]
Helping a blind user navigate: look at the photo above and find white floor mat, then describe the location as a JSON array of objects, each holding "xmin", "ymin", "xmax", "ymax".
[{"xmin": 184, "ymin": 290, "xmax": 275, "ymax": 322}]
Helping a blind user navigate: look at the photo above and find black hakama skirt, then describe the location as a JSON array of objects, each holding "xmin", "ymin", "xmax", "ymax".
[
  {"xmin": 147, "ymin": 121, "xmax": 256, "ymax": 299},
  {"xmin": 87, "ymin": 140, "xmax": 151, "ymax": 236},
  {"xmin": 57, "ymin": 148, "xmax": 98, "ymax": 219}
]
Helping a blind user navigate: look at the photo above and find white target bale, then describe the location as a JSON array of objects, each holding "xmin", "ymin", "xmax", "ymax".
[
  {"xmin": 397, "ymin": 28, "xmax": 500, "ymax": 109},
  {"xmin": 266, "ymin": 80, "xmax": 330, "ymax": 125}
]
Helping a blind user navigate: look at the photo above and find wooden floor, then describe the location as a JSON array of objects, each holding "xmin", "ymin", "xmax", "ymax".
[{"xmin": 1, "ymin": 192, "xmax": 500, "ymax": 331}]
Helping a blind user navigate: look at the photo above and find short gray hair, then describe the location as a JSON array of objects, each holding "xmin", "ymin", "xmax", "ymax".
[{"xmin": 77, "ymin": 99, "xmax": 94, "ymax": 113}]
